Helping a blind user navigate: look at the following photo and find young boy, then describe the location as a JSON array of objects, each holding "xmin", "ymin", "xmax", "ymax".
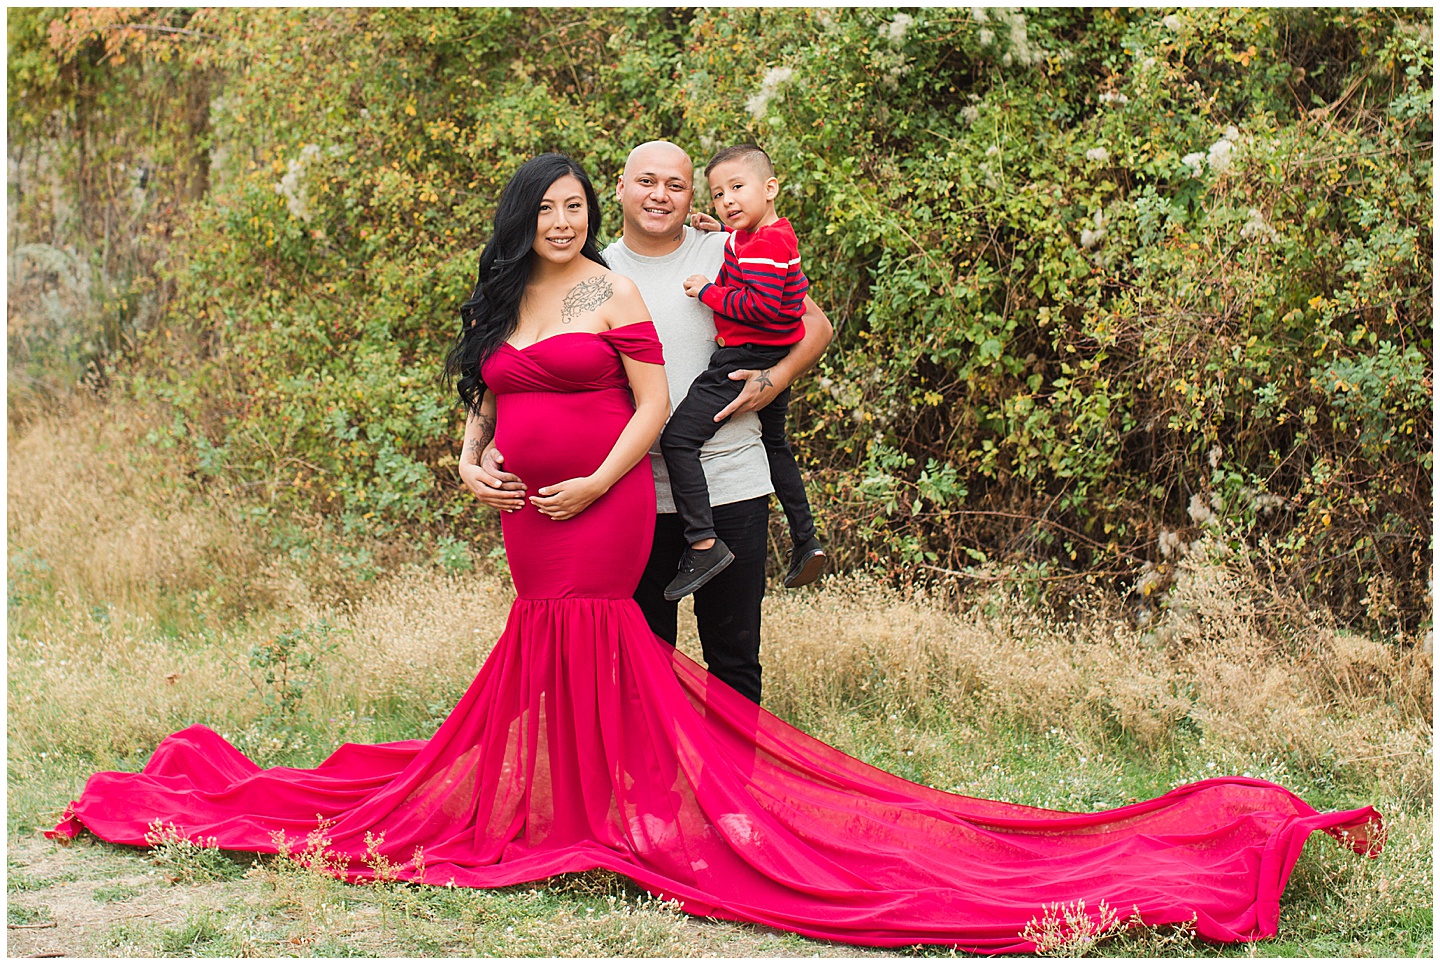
[{"xmin": 660, "ymin": 143, "xmax": 826, "ymax": 601}]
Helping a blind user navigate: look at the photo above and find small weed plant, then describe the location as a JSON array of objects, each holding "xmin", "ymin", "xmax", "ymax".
[
  {"xmin": 143, "ymin": 820, "xmax": 246, "ymax": 883},
  {"xmin": 362, "ymin": 830, "xmax": 428, "ymax": 927},
  {"xmin": 243, "ymin": 620, "xmax": 338, "ymax": 720},
  {"xmin": 1021, "ymin": 898, "xmax": 1128, "ymax": 956}
]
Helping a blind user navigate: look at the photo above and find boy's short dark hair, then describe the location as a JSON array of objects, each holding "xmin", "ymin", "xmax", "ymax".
[{"xmin": 704, "ymin": 144, "xmax": 775, "ymax": 180}]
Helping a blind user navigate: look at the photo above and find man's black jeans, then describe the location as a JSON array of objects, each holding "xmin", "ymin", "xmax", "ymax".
[{"xmin": 635, "ymin": 496, "xmax": 769, "ymax": 704}]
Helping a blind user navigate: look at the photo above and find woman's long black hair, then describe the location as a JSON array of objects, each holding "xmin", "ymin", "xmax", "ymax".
[{"xmin": 444, "ymin": 153, "xmax": 608, "ymax": 415}]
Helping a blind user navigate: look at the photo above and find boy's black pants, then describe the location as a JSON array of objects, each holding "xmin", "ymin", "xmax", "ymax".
[{"xmin": 659, "ymin": 344, "xmax": 817, "ymax": 548}]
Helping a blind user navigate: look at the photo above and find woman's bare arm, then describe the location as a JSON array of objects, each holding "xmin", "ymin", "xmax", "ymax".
[{"xmin": 460, "ymin": 391, "xmax": 526, "ymax": 511}]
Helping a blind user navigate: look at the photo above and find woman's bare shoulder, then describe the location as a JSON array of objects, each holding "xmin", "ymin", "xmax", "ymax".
[
  {"xmin": 596, "ymin": 269, "xmax": 649, "ymax": 326},
  {"xmin": 597, "ymin": 268, "xmax": 641, "ymax": 299}
]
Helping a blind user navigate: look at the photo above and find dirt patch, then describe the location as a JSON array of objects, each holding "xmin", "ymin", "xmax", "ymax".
[
  {"xmin": 6, "ymin": 833, "xmax": 237, "ymax": 957},
  {"xmin": 6, "ymin": 831, "xmax": 894, "ymax": 957}
]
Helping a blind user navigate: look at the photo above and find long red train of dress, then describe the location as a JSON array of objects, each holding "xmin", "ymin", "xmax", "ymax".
[{"xmin": 50, "ymin": 322, "xmax": 1382, "ymax": 953}]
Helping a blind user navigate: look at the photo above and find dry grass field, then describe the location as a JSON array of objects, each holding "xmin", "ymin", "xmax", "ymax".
[{"xmin": 7, "ymin": 397, "xmax": 1432, "ymax": 957}]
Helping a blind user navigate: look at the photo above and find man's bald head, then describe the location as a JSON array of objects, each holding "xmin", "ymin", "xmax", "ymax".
[
  {"xmin": 615, "ymin": 141, "xmax": 698, "ymax": 256},
  {"xmin": 623, "ymin": 140, "xmax": 694, "ymax": 179}
]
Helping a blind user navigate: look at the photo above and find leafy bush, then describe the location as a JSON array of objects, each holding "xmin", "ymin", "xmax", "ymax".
[{"xmin": 8, "ymin": 7, "xmax": 1431, "ymax": 632}]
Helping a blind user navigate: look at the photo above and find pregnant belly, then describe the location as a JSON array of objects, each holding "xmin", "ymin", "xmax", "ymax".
[
  {"xmin": 494, "ymin": 389, "xmax": 656, "ymax": 600},
  {"xmin": 494, "ymin": 390, "xmax": 629, "ymax": 488}
]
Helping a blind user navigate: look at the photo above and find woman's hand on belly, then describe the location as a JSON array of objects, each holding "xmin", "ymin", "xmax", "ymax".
[
  {"xmin": 465, "ymin": 448, "xmax": 528, "ymax": 513},
  {"xmin": 529, "ymin": 474, "xmax": 607, "ymax": 520}
]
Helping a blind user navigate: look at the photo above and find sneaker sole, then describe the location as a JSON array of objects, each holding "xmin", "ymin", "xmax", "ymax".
[
  {"xmin": 784, "ymin": 549, "xmax": 828, "ymax": 588},
  {"xmin": 663, "ymin": 549, "xmax": 736, "ymax": 601}
]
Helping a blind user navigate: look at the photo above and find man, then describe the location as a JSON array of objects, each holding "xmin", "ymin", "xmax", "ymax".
[{"xmin": 473, "ymin": 141, "xmax": 832, "ymax": 704}]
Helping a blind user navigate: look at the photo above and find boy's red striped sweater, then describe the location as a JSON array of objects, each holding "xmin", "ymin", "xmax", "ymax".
[{"xmin": 698, "ymin": 218, "xmax": 809, "ymax": 347}]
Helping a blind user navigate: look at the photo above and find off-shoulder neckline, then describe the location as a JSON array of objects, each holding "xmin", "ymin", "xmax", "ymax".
[{"xmin": 503, "ymin": 320, "xmax": 654, "ymax": 353}]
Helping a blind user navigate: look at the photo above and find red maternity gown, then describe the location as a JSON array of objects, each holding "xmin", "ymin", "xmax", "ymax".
[{"xmin": 50, "ymin": 322, "xmax": 1383, "ymax": 953}]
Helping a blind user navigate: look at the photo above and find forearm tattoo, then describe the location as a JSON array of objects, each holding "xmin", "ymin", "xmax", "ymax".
[
  {"xmin": 561, "ymin": 276, "xmax": 613, "ymax": 324},
  {"xmin": 464, "ymin": 413, "xmax": 495, "ymax": 462}
]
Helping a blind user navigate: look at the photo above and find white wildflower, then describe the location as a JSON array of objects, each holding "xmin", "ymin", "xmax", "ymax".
[
  {"xmin": 1158, "ymin": 530, "xmax": 1185, "ymax": 560},
  {"xmin": 986, "ymin": 144, "xmax": 1001, "ymax": 157},
  {"xmin": 1099, "ymin": 90, "xmax": 1129, "ymax": 106},
  {"xmin": 745, "ymin": 66, "xmax": 794, "ymax": 120},
  {"xmin": 1208, "ymin": 444, "xmax": 1223, "ymax": 469},
  {"xmin": 1253, "ymin": 492, "xmax": 1285, "ymax": 515},
  {"xmin": 1085, "ymin": 146, "xmax": 1110, "ymax": 163},
  {"xmin": 884, "ymin": 12, "xmax": 914, "ymax": 45},
  {"xmin": 1181, "ymin": 151, "xmax": 1205, "ymax": 177},
  {"xmin": 1240, "ymin": 207, "xmax": 1279, "ymax": 244},
  {"xmin": 1224, "ymin": 124, "xmax": 1240, "ymax": 142},
  {"xmin": 1162, "ymin": 14, "xmax": 1183, "ymax": 31},
  {"xmin": 1080, "ymin": 209, "xmax": 1108, "ymax": 249},
  {"xmin": 999, "ymin": 8, "xmax": 1038, "ymax": 65},
  {"xmin": 1206, "ymin": 136, "xmax": 1234, "ymax": 173},
  {"xmin": 961, "ymin": 104, "xmax": 981, "ymax": 125},
  {"xmin": 1187, "ymin": 493, "xmax": 1216, "ymax": 525},
  {"xmin": 274, "ymin": 143, "xmax": 321, "ymax": 223},
  {"xmin": 978, "ymin": 28, "xmax": 995, "ymax": 46}
]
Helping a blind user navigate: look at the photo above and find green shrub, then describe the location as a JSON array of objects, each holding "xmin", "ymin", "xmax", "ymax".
[{"xmin": 9, "ymin": 7, "xmax": 1431, "ymax": 631}]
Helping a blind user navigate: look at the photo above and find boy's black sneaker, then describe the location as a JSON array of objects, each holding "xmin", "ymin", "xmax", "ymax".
[
  {"xmin": 663, "ymin": 539, "xmax": 736, "ymax": 601},
  {"xmin": 784, "ymin": 537, "xmax": 827, "ymax": 588}
]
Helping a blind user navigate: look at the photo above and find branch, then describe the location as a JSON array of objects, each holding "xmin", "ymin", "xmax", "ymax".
[
  {"xmin": 918, "ymin": 563, "xmax": 1129, "ymax": 582},
  {"xmin": 101, "ymin": 23, "xmax": 215, "ymax": 39}
]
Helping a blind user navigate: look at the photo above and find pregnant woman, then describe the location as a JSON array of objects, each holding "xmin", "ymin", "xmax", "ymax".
[{"xmin": 51, "ymin": 153, "xmax": 1382, "ymax": 953}]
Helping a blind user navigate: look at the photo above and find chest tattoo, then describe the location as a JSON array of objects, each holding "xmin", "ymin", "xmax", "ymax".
[{"xmin": 561, "ymin": 276, "xmax": 613, "ymax": 324}]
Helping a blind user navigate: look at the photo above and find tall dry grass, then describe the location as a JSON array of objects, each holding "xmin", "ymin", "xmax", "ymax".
[
  {"xmin": 9, "ymin": 395, "xmax": 1431, "ymax": 813},
  {"xmin": 7, "ymin": 399, "xmax": 513, "ymax": 768},
  {"xmin": 760, "ymin": 557, "xmax": 1430, "ymax": 807}
]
